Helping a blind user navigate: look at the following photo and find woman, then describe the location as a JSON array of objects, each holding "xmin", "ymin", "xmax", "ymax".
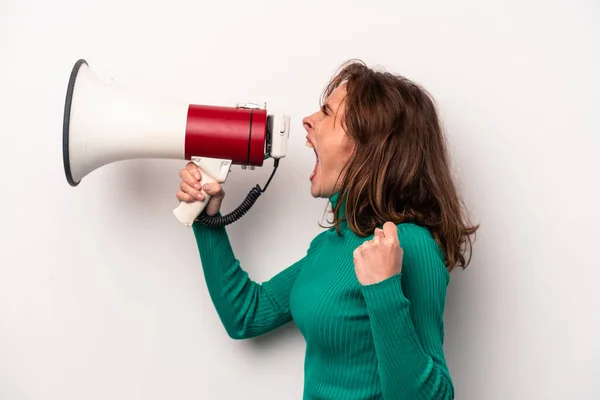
[{"xmin": 176, "ymin": 60, "xmax": 478, "ymax": 400}]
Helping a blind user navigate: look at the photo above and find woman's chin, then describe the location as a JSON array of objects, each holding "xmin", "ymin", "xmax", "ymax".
[
  {"xmin": 310, "ymin": 183, "xmax": 332, "ymax": 199},
  {"xmin": 309, "ymin": 171, "xmax": 334, "ymax": 198},
  {"xmin": 310, "ymin": 181, "xmax": 324, "ymax": 198},
  {"xmin": 310, "ymin": 184, "xmax": 320, "ymax": 198}
]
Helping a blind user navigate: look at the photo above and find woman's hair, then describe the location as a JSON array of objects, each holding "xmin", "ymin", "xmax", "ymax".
[{"xmin": 324, "ymin": 60, "xmax": 479, "ymax": 271}]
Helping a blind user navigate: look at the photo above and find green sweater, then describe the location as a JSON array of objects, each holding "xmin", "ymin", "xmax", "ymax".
[{"xmin": 192, "ymin": 193, "xmax": 454, "ymax": 399}]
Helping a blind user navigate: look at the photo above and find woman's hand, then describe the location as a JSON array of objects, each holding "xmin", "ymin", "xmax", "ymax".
[
  {"xmin": 176, "ymin": 162, "xmax": 225, "ymax": 216},
  {"xmin": 353, "ymin": 222, "xmax": 403, "ymax": 285}
]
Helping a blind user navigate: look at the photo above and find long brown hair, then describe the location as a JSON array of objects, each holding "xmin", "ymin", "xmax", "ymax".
[{"xmin": 323, "ymin": 60, "xmax": 478, "ymax": 271}]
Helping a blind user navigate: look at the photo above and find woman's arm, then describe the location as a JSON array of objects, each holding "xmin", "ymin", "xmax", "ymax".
[
  {"xmin": 360, "ymin": 224, "xmax": 454, "ymax": 400},
  {"xmin": 192, "ymin": 220, "xmax": 323, "ymax": 340}
]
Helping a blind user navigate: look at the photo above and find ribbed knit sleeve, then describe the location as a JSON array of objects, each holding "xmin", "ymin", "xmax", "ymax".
[
  {"xmin": 192, "ymin": 221, "xmax": 324, "ymax": 340},
  {"xmin": 360, "ymin": 225, "xmax": 454, "ymax": 400}
]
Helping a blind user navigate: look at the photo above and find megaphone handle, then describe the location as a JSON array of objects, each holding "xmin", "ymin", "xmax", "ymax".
[{"xmin": 172, "ymin": 171, "xmax": 216, "ymax": 227}]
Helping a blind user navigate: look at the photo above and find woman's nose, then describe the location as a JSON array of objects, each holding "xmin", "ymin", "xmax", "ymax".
[{"xmin": 302, "ymin": 116, "xmax": 313, "ymax": 131}]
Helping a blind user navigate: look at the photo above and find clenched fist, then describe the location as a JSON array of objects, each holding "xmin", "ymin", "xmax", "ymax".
[
  {"xmin": 353, "ymin": 222, "xmax": 403, "ymax": 285},
  {"xmin": 176, "ymin": 162, "xmax": 225, "ymax": 216}
]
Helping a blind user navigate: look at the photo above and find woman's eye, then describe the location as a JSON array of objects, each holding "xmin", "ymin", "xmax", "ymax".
[{"xmin": 321, "ymin": 105, "xmax": 329, "ymax": 116}]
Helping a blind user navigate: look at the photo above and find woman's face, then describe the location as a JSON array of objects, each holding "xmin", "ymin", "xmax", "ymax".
[{"xmin": 303, "ymin": 84, "xmax": 355, "ymax": 198}]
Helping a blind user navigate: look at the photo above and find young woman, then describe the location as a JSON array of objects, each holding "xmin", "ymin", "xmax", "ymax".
[{"xmin": 176, "ymin": 60, "xmax": 478, "ymax": 400}]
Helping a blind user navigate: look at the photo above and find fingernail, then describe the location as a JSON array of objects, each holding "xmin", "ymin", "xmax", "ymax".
[
  {"xmin": 197, "ymin": 193, "xmax": 204, "ymax": 200},
  {"xmin": 194, "ymin": 183, "xmax": 201, "ymax": 189},
  {"xmin": 195, "ymin": 172, "xmax": 200, "ymax": 180},
  {"xmin": 204, "ymin": 183, "xmax": 212, "ymax": 191}
]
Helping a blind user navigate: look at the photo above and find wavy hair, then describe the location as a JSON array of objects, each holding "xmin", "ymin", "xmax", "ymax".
[{"xmin": 324, "ymin": 60, "xmax": 478, "ymax": 271}]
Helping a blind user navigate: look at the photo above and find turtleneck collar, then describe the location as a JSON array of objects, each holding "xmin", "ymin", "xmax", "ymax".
[
  {"xmin": 329, "ymin": 192, "xmax": 346, "ymax": 222},
  {"xmin": 329, "ymin": 192, "xmax": 340, "ymax": 209}
]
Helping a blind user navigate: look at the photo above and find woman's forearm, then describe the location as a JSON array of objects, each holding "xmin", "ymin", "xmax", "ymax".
[
  {"xmin": 360, "ymin": 226, "xmax": 454, "ymax": 399},
  {"xmin": 192, "ymin": 221, "xmax": 311, "ymax": 339}
]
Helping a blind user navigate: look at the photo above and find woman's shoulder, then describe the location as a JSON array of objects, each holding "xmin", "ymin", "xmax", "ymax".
[
  {"xmin": 395, "ymin": 222, "xmax": 447, "ymax": 272},
  {"xmin": 395, "ymin": 221, "xmax": 434, "ymax": 242},
  {"xmin": 305, "ymin": 229, "xmax": 329, "ymax": 255}
]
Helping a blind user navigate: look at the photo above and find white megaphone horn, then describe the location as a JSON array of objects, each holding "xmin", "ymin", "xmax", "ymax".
[{"xmin": 62, "ymin": 59, "xmax": 290, "ymax": 227}]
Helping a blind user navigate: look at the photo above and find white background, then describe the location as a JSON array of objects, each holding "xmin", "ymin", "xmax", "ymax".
[{"xmin": 1, "ymin": 1, "xmax": 599, "ymax": 399}]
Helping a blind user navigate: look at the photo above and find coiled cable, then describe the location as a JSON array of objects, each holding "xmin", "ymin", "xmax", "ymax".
[{"xmin": 195, "ymin": 159, "xmax": 280, "ymax": 228}]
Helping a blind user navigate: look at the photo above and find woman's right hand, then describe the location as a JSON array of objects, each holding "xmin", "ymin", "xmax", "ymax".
[{"xmin": 176, "ymin": 162, "xmax": 225, "ymax": 216}]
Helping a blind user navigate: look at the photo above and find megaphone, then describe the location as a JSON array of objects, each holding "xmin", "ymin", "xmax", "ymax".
[{"xmin": 62, "ymin": 59, "xmax": 290, "ymax": 227}]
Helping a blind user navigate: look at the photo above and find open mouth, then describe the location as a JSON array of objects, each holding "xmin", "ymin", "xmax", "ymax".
[{"xmin": 306, "ymin": 138, "xmax": 319, "ymax": 181}]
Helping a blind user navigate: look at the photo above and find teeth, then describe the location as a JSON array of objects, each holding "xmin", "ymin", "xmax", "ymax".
[{"xmin": 306, "ymin": 140, "xmax": 314, "ymax": 149}]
